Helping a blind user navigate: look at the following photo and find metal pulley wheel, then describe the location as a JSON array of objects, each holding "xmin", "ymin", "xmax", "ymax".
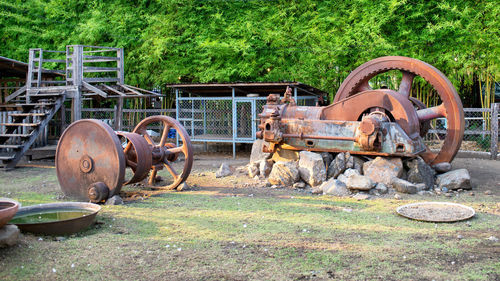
[
  {"xmin": 56, "ymin": 120, "xmax": 125, "ymax": 201},
  {"xmin": 334, "ymin": 56, "xmax": 464, "ymax": 164},
  {"xmin": 133, "ymin": 115, "xmax": 194, "ymax": 190}
]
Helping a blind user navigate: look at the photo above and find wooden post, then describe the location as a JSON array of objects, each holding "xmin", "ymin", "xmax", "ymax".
[
  {"xmin": 491, "ymin": 103, "xmax": 499, "ymax": 160},
  {"xmin": 115, "ymin": 97, "xmax": 123, "ymax": 130},
  {"xmin": 60, "ymin": 102, "xmax": 66, "ymax": 133},
  {"xmin": 71, "ymin": 46, "xmax": 83, "ymax": 122}
]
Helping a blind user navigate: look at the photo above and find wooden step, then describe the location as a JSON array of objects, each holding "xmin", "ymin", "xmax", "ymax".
[
  {"xmin": 0, "ymin": 144, "xmax": 23, "ymax": 149},
  {"xmin": 0, "ymin": 133, "xmax": 32, "ymax": 138},
  {"xmin": 0, "ymin": 155, "xmax": 15, "ymax": 160},
  {"xmin": 0, "ymin": 122, "xmax": 40, "ymax": 127},
  {"xmin": 8, "ymin": 112, "xmax": 47, "ymax": 117}
]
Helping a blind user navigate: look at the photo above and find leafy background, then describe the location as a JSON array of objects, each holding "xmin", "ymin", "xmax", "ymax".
[{"xmin": 0, "ymin": 0, "xmax": 498, "ymax": 106}]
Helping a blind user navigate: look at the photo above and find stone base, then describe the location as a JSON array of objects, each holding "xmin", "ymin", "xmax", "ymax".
[{"xmin": 0, "ymin": 224, "xmax": 20, "ymax": 247}]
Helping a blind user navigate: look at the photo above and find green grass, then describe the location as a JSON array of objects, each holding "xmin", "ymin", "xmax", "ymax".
[{"xmin": 0, "ymin": 168, "xmax": 499, "ymax": 280}]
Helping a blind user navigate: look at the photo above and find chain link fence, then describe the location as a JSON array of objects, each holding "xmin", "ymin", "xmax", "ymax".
[
  {"xmin": 424, "ymin": 105, "xmax": 499, "ymax": 157},
  {"xmin": 53, "ymin": 101, "xmax": 498, "ymax": 158}
]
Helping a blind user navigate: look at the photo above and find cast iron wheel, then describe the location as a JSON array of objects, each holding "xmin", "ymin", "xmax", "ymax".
[
  {"xmin": 334, "ymin": 56, "xmax": 464, "ymax": 164},
  {"xmin": 133, "ymin": 116, "xmax": 193, "ymax": 189},
  {"xmin": 56, "ymin": 119, "xmax": 125, "ymax": 200}
]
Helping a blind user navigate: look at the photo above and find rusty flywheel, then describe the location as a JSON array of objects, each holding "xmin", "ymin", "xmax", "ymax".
[
  {"xmin": 56, "ymin": 116, "xmax": 193, "ymax": 202},
  {"xmin": 334, "ymin": 56, "xmax": 464, "ymax": 164}
]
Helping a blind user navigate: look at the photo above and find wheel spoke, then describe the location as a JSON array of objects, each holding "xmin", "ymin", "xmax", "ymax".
[
  {"xmin": 163, "ymin": 160, "xmax": 179, "ymax": 180},
  {"xmin": 417, "ymin": 103, "xmax": 447, "ymax": 121},
  {"xmin": 166, "ymin": 146, "xmax": 184, "ymax": 154},
  {"xmin": 143, "ymin": 133, "xmax": 154, "ymax": 145},
  {"xmin": 123, "ymin": 142, "xmax": 132, "ymax": 154},
  {"xmin": 126, "ymin": 159, "xmax": 137, "ymax": 169},
  {"xmin": 159, "ymin": 124, "xmax": 171, "ymax": 147},
  {"xmin": 148, "ymin": 166, "xmax": 158, "ymax": 185},
  {"xmin": 398, "ymin": 71, "xmax": 415, "ymax": 98}
]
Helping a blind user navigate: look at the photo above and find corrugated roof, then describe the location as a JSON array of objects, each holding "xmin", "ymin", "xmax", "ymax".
[{"xmin": 166, "ymin": 81, "xmax": 327, "ymax": 97}]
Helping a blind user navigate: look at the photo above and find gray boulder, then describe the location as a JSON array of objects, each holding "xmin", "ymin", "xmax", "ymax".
[
  {"xmin": 391, "ymin": 178, "xmax": 418, "ymax": 194},
  {"xmin": 0, "ymin": 225, "xmax": 20, "ymax": 247},
  {"xmin": 405, "ymin": 157, "xmax": 435, "ymax": 189},
  {"xmin": 321, "ymin": 178, "xmax": 351, "ymax": 196},
  {"xmin": 344, "ymin": 168, "xmax": 360, "ymax": 177},
  {"xmin": 105, "ymin": 195, "xmax": 124, "ymax": 205},
  {"xmin": 345, "ymin": 152, "xmax": 354, "ymax": 169},
  {"xmin": 250, "ymin": 139, "xmax": 271, "ymax": 163},
  {"xmin": 298, "ymin": 151, "xmax": 326, "ymax": 187},
  {"xmin": 293, "ymin": 181, "xmax": 306, "ymax": 189},
  {"xmin": 346, "ymin": 174, "xmax": 375, "ymax": 191},
  {"xmin": 363, "ymin": 157, "xmax": 403, "ymax": 185},
  {"xmin": 353, "ymin": 193, "xmax": 371, "ymax": 200},
  {"xmin": 327, "ymin": 152, "xmax": 347, "ymax": 179},
  {"xmin": 351, "ymin": 156, "xmax": 365, "ymax": 174},
  {"xmin": 320, "ymin": 152, "xmax": 334, "ymax": 170},
  {"xmin": 436, "ymin": 169, "xmax": 471, "ymax": 190},
  {"xmin": 216, "ymin": 163, "xmax": 233, "ymax": 178},
  {"xmin": 337, "ymin": 174, "xmax": 348, "ymax": 185},
  {"xmin": 247, "ymin": 162, "xmax": 260, "ymax": 178},
  {"xmin": 375, "ymin": 183, "xmax": 388, "ymax": 194},
  {"xmin": 268, "ymin": 161, "xmax": 300, "ymax": 186},
  {"xmin": 259, "ymin": 159, "xmax": 274, "ymax": 178},
  {"xmin": 432, "ymin": 162, "xmax": 452, "ymax": 173}
]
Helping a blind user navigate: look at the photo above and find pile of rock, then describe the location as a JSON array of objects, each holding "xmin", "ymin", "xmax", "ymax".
[{"xmin": 245, "ymin": 140, "xmax": 471, "ymax": 198}]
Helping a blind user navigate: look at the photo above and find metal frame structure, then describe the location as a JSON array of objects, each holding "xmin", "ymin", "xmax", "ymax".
[{"xmin": 170, "ymin": 83, "xmax": 321, "ymax": 158}]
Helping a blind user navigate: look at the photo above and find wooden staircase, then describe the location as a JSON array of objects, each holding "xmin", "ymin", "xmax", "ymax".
[{"xmin": 0, "ymin": 94, "xmax": 65, "ymax": 170}]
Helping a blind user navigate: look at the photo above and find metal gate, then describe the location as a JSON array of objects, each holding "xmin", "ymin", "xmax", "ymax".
[{"xmin": 234, "ymin": 99, "xmax": 255, "ymax": 141}]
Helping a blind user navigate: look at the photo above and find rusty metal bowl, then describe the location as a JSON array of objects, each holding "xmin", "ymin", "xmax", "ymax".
[
  {"xmin": 0, "ymin": 198, "xmax": 20, "ymax": 228},
  {"xmin": 9, "ymin": 202, "xmax": 101, "ymax": 235}
]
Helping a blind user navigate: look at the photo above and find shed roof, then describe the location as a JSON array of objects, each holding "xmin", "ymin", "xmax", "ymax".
[
  {"xmin": 0, "ymin": 56, "xmax": 62, "ymax": 79},
  {"xmin": 166, "ymin": 82, "xmax": 327, "ymax": 97}
]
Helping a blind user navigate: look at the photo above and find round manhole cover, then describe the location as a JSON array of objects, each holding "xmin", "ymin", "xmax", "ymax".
[{"xmin": 396, "ymin": 202, "xmax": 475, "ymax": 222}]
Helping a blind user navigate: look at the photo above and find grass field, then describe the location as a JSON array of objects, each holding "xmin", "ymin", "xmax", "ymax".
[{"xmin": 0, "ymin": 156, "xmax": 499, "ymax": 281}]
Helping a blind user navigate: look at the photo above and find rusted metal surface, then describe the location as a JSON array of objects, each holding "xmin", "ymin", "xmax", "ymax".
[
  {"xmin": 133, "ymin": 116, "xmax": 193, "ymax": 189},
  {"xmin": 257, "ymin": 56, "xmax": 465, "ymax": 164},
  {"xmin": 56, "ymin": 119, "xmax": 125, "ymax": 201},
  {"xmin": 333, "ymin": 56, "xmax": 464, "ymax": 164},
  {"xmin": 0, "ymin": 198, "xmax": 19, "ymax": 228},
  {"xmin": 10, "ymin": 202, "xmax": 100, "ymax": 235},
  {"xmin": 56, "ymin": 115, "xmax": 193, "ymax": 202}
]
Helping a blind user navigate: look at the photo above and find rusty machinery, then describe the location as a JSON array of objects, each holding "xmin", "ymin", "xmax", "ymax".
[
  {"xmin": 55, "ymin": 116, "xmax": 193, "ymax": 202},
  {"xmin": 257, "ymin": 56, "xmax": 464, "ymax": 165}
]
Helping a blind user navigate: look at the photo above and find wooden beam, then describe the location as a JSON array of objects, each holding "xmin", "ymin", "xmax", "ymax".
[
  {"xmin": 82, "ymin": 81, "xmax": 108, "ymax": 98},
  {"xmin": 121, "ymin": 84, "xmax": 160, "ymax": 95},
  {"xmin": 102, "ymin": 84, "xmax": 126, "ymax": 96},
  {"xmin": 5, "ymin": 85, "xmax": 27, "ymax": 102},
  {"xmin": 119, "ymin": 84, "xmax": 143, "ymax": 96}
]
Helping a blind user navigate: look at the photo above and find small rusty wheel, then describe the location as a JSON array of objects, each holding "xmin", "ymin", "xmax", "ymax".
[
  {"xmin": 56, "ymin": 120, "xmax": 125, "ymax": 201},
  {"xmin": 334, "ymin": 56, "xmax": 464, "ymax": 164},
  {"xmin": 133, "ymin": 116, "xmax": 193, "ymax": 190},
  {"xmin": 116, "ymin": 132, "xmax": 153, "ymax": 185}
]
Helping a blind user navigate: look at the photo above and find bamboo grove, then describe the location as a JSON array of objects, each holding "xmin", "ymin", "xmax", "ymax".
[{"xmin": 0, "ymin": 0, "xmax": 498, "ymax": 108}]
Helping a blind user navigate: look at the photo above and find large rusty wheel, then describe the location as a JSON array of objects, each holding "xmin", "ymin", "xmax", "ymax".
[
  {"xmin": 56, "ymin": 120, "xmax": 125, "ymax": 201},
  {"xmin": 334, "ymin": 56, "xmax": 464, "ymax": 164},
  {"xmin": 117, "ymin": 132, "xmax": 152, "ymax": 185},
  {"xmin": 133, "ymin": 116, "xmax": 193, "ymax": 190}
]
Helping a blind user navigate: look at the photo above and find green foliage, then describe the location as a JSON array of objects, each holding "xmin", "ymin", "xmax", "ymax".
[{"xmin": 0, "ymin": 0, "xmax": 498, "ymax": 104}]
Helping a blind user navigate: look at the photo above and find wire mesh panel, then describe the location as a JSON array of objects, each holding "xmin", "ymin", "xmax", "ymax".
[
  {"xmin": 178, "ymin": 98, "xmax": 233, "ymax": 141},
  {"xmin": 122, "ymin": 109, "xmax": 175, "ymax": 131},
  {"xmin": 235, "ymin": 100, "xmax": 254, "ymax": 140},
  {"xmin": 424, "ymin": 108, "xmax": 494, "ymax": 152}
]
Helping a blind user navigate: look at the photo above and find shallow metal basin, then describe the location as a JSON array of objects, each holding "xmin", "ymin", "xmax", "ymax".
[{"xmin": 9, "ymin": 202, "xmax": 101, "ymax": 235}]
